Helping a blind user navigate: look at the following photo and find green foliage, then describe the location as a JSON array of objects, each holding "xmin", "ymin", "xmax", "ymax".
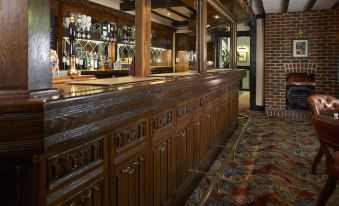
[{"xmin": 221, "ymin": 49, "xmax": 231, "ymax": 68}]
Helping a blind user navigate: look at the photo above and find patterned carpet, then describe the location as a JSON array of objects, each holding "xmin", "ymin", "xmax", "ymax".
[{"xmin": 185, "ymin": 113, "xmax": 339, "ymax": 206}]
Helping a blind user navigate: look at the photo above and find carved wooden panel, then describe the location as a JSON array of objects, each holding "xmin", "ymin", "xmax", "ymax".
[
  {"xmin": 115, "ymin": 120, "xmax": 146, "ymax": 151},
  {"xmin": 47, "ymin": 139, "xmax": 103, "ymax": 188},
  {"xmin": 152, "ymin": 137, "xmax": 175, "ymax": 206},
  {"xmin": 176, "ymin": 103, "xmax": 191, "ymax": 120},
  {"xmin": 153, "ymin": 110, "xmax": 173, "ymax": 130},
  {"xmin": 60, "ymin": 180, "xmax": 104, "ymax": 206},
  {"xmin": 175, "ymin": 125, "xmax": 192, "ymax": 189},
  {"xmin": 192, "ymin": 118, "xmax": 202, "ymax": 166},
  {"xmin": 114, "ymin": 156, "xmax": 146, "ymax": 206}
]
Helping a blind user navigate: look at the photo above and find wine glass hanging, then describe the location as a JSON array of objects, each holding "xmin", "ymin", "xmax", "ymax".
[
  {"xmin": 63, "ymin": 13, "xmax": 135, "ymax": 44},
  {"xmin": 63, "ymin": 13, "xmax": 92, "ymax": 40}
]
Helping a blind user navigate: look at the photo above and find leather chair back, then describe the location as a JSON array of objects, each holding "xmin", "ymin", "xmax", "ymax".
[{"xmin": 308, "ymin": 95, "xmax": 339, "ymax": 115}]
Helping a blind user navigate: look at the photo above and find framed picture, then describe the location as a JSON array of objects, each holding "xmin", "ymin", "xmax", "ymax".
[
  {"xmin": 292, "ymin": 39, "xmax": 309, "ymax": 58},
  {"xmin": 238, "ymin": 52, "xmax": 247, "ymax": 62}
]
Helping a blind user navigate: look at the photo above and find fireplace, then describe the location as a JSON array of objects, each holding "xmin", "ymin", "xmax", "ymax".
[{"xmin": 286, "ymin": 73, "xmax": 315, "ymax": 110}]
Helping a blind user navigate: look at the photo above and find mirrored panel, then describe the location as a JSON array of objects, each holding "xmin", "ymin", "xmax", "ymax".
[{"xmin": 206, "ymin": 2, "xmax": 231, "ymax": 69}]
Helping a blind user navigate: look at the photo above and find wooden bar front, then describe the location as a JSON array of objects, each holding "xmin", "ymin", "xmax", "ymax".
[{"xmin": 0, "ymin": 70, "xmax": 245, "ymax": 206}]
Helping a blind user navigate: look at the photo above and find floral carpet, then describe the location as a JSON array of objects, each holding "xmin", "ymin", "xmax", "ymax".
[{"xmin": 185, "ymin": 113, "xmax": 339, "ymax": 206}]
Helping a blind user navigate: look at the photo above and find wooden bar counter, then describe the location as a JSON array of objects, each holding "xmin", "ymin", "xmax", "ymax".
[{"xmin": 0, "ymin": 70, "xmax": 245, "ymax": 206}]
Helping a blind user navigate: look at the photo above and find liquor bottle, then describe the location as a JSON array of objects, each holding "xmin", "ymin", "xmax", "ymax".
[
  {"xmin": 62, "ymin": 51, "xmax": 68, "ymax": 70},
  {"xmin": 94, "ymin": 53, "xmax": 98, "ymax": 70},
  {"xmin": 82, "ymin": 52, "xmax": 87, "ymax": 70},
  {"xmin": 89, "ymin": 52, "xmax": 94, "ymax": 71},
  {"xmin": 67, "ymin": 16, "xmax": 78, "ymax": 76}
]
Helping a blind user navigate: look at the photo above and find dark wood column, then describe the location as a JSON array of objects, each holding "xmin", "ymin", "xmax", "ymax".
[
  {"xmin": 0, "ymin": 0, "xmax": 51, "ymax": 93},
  {"xmin": 197, "ymin": 0, "xmax": 207, "ymax": 73},
  {"xmin": 135, "ymin": 0, "xmax": 151, "ymax": 77},
  {"xmin": 230, "ymin": 23, "xmax": 237, "ymax": 69}
]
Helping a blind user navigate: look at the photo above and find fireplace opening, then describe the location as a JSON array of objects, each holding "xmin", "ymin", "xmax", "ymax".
[{"xmin": 286, "ymin": 73, "xmax": 315, "ymax": 110}]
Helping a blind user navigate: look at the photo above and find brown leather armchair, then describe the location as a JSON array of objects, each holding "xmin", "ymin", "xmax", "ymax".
[
  {"xmin": 312, "ymin": 115, "xmax": 339, "ymax": 206},
  {"xmin": 308, "ymin": 95, "xmax": 339, "ymax": 174}
]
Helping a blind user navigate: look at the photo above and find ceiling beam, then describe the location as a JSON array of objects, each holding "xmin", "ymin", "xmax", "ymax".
[
  {"xmin": 120, "ymin": 0, "xmax": 183, "ymax": 11},
  {"xmin": 332, "ymin": 0, "xmax": 339, "ymax": 9},
  {"xmin": 180, "ymin": 1, "xmax": 196, "ymax": 13},
  {"xmin": 167, "ymin": 8, "xmax": 190, "ymax": 19},
  {"xmin": 172, "ymin": 20, "xmax": 189, "ymax": 27},
  {"xmin": 283, "ymin": 0, "xmax": 289, "ymax": 13},
  {"xmin": 207, "ymin": 0, "xmax": 235, "ymax": 23},
  {"xmin": 151, "ymin": 10, "xmax": 181, "ymax": 23},
  {"xmin": 305, "ymin": 0, "xmax": 317, "ymax": 11}
]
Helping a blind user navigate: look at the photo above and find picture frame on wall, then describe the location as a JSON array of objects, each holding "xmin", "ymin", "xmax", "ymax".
[
  {"xmin": 292, "ymin": 39, "xmax": 309, "ymax": 58},
  {"xmin": 238, "ymin": 52, "xmax": 247, "ymax": 62}
]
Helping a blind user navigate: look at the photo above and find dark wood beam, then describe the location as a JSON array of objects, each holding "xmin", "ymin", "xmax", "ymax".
[
  {"xmin": 151, "ymin": 10, "xmax": 180, "ymax": 22},
  {"xmin": 121, "ymin": 0, "xmax": 183, "ymax": 11},
  {"xmin": 172, "ymin": 20, "xmax": 189, "ymax": 27},
  {"xmin": 257, "ymin": 0, "xmax": 265, "ymax": 14},
  {"xmin": 306, "ymin": 0, "xmax": 317, "ymax": 11},
  {"xmin": 181, "ymin": 2, "xmax": 196, "ymax": 13},
  {"xmin": 167, "ymin": 8, "xmax": 190, "ymax": 19},
  {"xmin": 283, "ymin": 0, "xmax": 289, "ymax": 13},
  {"xmin": 332, "ymin": 0, "xmax": 339, "ymax": 9}
]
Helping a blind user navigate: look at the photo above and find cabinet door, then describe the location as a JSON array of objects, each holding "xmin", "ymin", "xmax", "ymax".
[
  {"xmin": 152, "ymin": 137, "xmax": 175, "ymax": 206},
  {"xmin": 113, "ymin": 153, "xmax": 146, "ymax": 206}
]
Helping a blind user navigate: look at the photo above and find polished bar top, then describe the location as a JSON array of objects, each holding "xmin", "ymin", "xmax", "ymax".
[
  {"xmin": 28, "ymin": 69, "xmax": 244, "ymax": 102},
  {"xmin": 68, "ymin": 76, "xmax": 164, "ymax": 86}
]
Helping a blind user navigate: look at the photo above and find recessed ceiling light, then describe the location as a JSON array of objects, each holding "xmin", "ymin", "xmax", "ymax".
[
  {"xmin": 214, "ymin": 15, "xmax": 220, "ymax": 19},
  {"xmin": 167, "ymin": 13, "xmax": 171, "ymax": 16}
]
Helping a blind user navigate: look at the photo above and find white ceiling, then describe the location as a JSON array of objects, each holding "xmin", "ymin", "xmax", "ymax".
[
  {"xmin": 288, "ymin": 0, "xmax": 309, "ymax": 12},
  {"xmin": 262, "ymin": 0, "xmax": 284, "ymax": 13},
  {"xmin": 253, "ymin": 0, "xmax": 338, "ymax": 15}
]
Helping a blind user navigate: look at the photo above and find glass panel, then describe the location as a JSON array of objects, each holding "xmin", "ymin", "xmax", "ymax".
[{"xmin": 237, "ymin": 36, "xmax": 250, "ymax": 67}]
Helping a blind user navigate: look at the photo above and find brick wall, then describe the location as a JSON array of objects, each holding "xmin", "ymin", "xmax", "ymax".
[{"xmin": 264, "ymin": 8, "xmax": 339, "ymax": 111}]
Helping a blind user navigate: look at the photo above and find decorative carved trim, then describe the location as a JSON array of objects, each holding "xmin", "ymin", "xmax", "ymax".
[
  {"xmin": 177, "ymin": 104, "xmax": 191, "ymax": 120},
  {"xmin": 153, "ymin": 111, "xmax": 173, "ymax": 130},
  {"xmin": 155, "ymin": 138, "xmax": 171, "ymax": 152},
  {"xmin": 47, "ymin": 139, "xmax": 103, "ymax": 188},
  {"xmin": 205, "ymin": 92, "xmax": 218, "ymax": 104},
  {"xmin": 115, "ymin": 121, "xmax": 146, "ymax": 150},
  {"xmin": 177, "ymin": 126, "xmax": 189, "ymax": 138},
  {"xmin": 119, "ymin": 157, "xmax": 144, "ymax": 175},
  {"xmin": 194, "ymin": 98, "xmax": 204, "ymax": 110},
  {"xmin": 65, "ymin": 181, "xmax": 103, "ymax": 206}
]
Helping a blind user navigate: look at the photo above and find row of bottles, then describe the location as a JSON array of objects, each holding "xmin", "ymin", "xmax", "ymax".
[{"xmin": 62, "ymin": 51, "xmax": 114, "ymax": 70}]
